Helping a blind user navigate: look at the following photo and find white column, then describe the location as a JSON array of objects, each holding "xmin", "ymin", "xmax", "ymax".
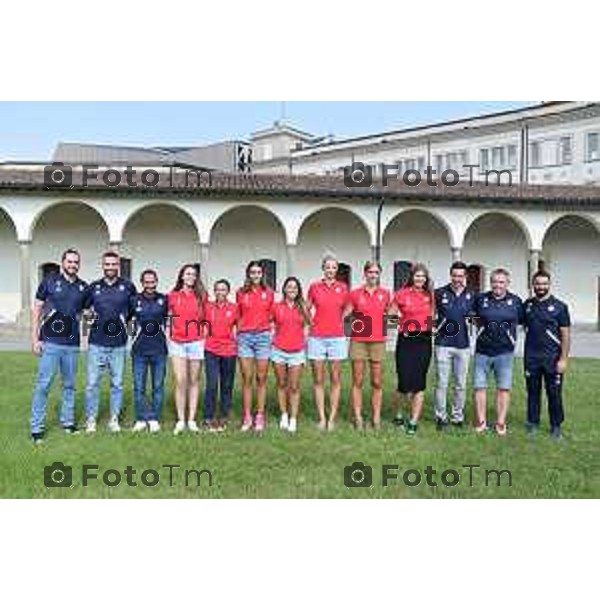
[
  {"xmin": 109, "ymin": 240, "xmax": 121, "ymax": 254},
  {"xmin": 286, "ymin": 243, "xmax": 297, "ymax": 277},
  {"xmin": 17, "ymin": 240, "xmax": 32, "ymax": 325},
  {"xmin": 200, "ymin": 242, "xmax": 210, "ymax": 284},
  {"xmin": 451, "ymin": 246, "xmax": 462, "ymax": 262},
  {"xmin": 529, "ymin": 248, "xmax": 541, "ymax": 284}
]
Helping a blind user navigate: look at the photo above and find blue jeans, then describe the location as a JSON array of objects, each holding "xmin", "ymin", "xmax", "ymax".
[
  {"xmin": 31, "ymin": 343, "xmax": 80, "ymax": 434},
  {"xmin": 204, "ymin": 350, "xmax": 236, "ymax": 421},
  {"xmin": 473, "ymin": 352, "xmax": 515, "ymax": 391},
  {"xmin": 85, "ymin": 344, "xmax": 127, "ymax": 420},
  {"xmin": 132, "ymin": 354, "xmax": 167, "ymax": 421}
]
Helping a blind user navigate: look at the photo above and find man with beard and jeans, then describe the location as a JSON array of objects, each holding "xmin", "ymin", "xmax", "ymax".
[
  {"xmin": 30, "ymin": 248, "xmax": 87, "ymax": 443},
  {"xmin": 84, "ymin": 251, "xmax": 136, "ymax": 434},
  {"xmin": 434, "ymin": 261, "xmax": 475, "ymax": 430},
  {"xmin": 522, "ymin": 270, "xmax": 571, "ymax": 439}
]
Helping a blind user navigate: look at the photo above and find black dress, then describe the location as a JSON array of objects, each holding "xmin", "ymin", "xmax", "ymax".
[{"xmin": 395, "ymin": 332, "xmax": 433, "ymax": 393}]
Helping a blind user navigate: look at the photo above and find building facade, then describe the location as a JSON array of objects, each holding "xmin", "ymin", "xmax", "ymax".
[
  {"xmin": 0, "ymin": 167, "xmax": 599, "ymax": 326},
  {"xmin": 0, "ymin": 101, "xmax": 599, "ymax": 326}
]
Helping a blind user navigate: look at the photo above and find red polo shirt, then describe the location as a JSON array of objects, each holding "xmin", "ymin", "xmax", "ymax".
[
  {"xmin": 204, "ymin": 299, "xmax": 239, "ymax": 356},
  {"xmin": 394, "ymin": 287, "xmax": 434, "ymax": 334},
  {"xmin": 347, "ymin": 286, "xmax": 391, "ymax": 342},
  {"xmin": 271, "ymin": 300, "xmax": 307, "ymax": 353},
  {"xmin": 168, "ymin": 289, "xmax": 207, "ymax": 342},
  {"xmin": 307, "ymin": 279, "xmax": 349, "ymax": 338},
  {"xmin": 236, "ymin": 285, "xmax": 275, "ymax": 332}
]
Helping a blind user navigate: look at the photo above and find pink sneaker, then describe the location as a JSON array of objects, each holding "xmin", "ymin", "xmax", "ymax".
[
  {"xmin": 254, "ymin": 411, "xmax": 265, "ymax": 433},
  {"xmin": 240, "ymin": 413, "xmax": 253, "ymax": 432}
]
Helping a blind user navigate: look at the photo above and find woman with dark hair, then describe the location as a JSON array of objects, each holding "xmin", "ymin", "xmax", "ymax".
[
  {"xmin": 203, "ymin": 279, "xmax": 239, "ymax": 432},
  {"xmin": 236, "ymin": 261, "xmax": 275, "ymax": 432},
  {"xmin": 271, "ymin": 277, "xmax": 311, "ymax": 433},
  {"xmin": 167, "ymin": 264, "xmax": 207, "ymax": 435},
  {"xmin": 390, "ymin": 262, "xmax": 435, "ymax": 435}
]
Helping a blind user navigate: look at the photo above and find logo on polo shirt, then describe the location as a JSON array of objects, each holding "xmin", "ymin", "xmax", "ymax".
[
  {"xmin": 55, "ymin": 281, "xmax": 62, "ymax": 293},
  {"xmin": 466, "ymin": 293, "xmax": 471, "ymax": 300},
  {"xmin": 158, "ymin": 298, "xmax": 164, "ymax": 306},
  {"xmin": 378, "ymin": 293, "xmax": 384, "ymax": 302},
  {"xmin": 548, "ymin": 305, "xmax": 555, "ymax": 312},
  {"xmin": 119, "ymin": 284, "xmax": 125, "ymax": 292},
  {"xmin": 79, "ymin": 284, "xmax": 85, "ymax": 292},
  {"xmin": 335, "ymin": 286, "xmax": 342, "ymax": 293},
  {"xmin": 226, "ymin": 310, "xmax": 232, "ymax": 318},
  {"xmin": 507, "ymin": 299, "xmax": 513, "ymax": 306},
  {"xmin": 95, "ymin": 284, "xmax": 101, "ymax": 295},
  {"xmin": 261, "ymin": 292, "xmax": 267, "ymax": 300}
]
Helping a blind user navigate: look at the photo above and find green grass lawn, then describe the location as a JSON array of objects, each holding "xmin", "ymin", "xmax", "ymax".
[{"xmin": 0, "ymin": 351, "xmax": 598, "ymax": 498}]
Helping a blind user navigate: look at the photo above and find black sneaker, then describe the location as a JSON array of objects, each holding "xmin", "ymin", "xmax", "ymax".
[
  {"xmin": 392, "ymin": 415, "xmax": 405, "ymax": 427},
  {"xmin": 405, "ymin": 420, "xmax": 418, "ymax": 436},
  {"xmin": 31, "ymin": 432, "xmax": 44, "ymax": 444},
  {"xmin": 451, "ymin": 420, "xmax": 464, "ymax": 428},
  {"xmin": 436, "ymin": 418, "xmax": 449, "ymax": 432},
  {"xmin": 63, "ymin": 425, "xmax": 80, "ymax": 435},
  {"xmin": 526, "ymin": 422, "xmax": 539, "ymax": 436}
]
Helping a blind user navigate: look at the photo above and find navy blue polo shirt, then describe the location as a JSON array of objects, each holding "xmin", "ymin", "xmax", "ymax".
[
  {"xmin": 130, "ymin": 292, "xmax": 169, "ymax": 356},
  {"xmin": 84, "ymin": 277, "xmax": 137, "ymax": 347},
  {"xmin": 434, "ymin": 284, "xmax": 476, "ymax": 349},
  {"xmin": 523, "ymin": 295, "xmax": 571, "ymax": 363},
  {"xmin": 474, "ymin": 291, "xmax": 524, "ymax": 357},
  {"xmin": 36, "ymin": 273, "xmax": 88, "ymax": 346}
]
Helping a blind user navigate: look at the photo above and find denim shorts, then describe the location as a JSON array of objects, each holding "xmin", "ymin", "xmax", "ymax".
[
  {"xmin": 169, "ymin": 340, "xmax": 205, "ymax": 360},
  {"xmin": 307, "ymin": 336, "xmax": 348, "ymax": 361},
  {"xmin": 238, "ymin": 330, "xmax": 272, "ymax": 360},
  {"xmin": 271, "ymin": 346, "xmax": 306, "ymax": 367},
  {"xmin": 473, "ymin": 352, "xmax": 514, "ymax": 390}
]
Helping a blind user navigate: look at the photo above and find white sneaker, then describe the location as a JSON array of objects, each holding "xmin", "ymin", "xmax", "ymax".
[
  {"xmin": 187, "ymin": 420, "xmax": 199, "ymax": 433},
  {"xmin": 288, "ymin": 418, "xmax": 297, "ymax": 433},
  {"xmin": 108, "ymin": 415, "xmax": 121, "ymax": 433},
  {"xmin": 148, "ymin": 420, "xmax": 161, "ymax": 433},
  {"xmin": 279, "ymin": 412, "xmax": 289, "ymax": 430},
  {"xmin": 173, "ymin": 420, "xmax": 186, "ymax": 435},
  {"xmin": 132, "ymin": 421, "xmax": 147, "ymax": 433},
  {"xmin": 85, "ymin": 417, "xmax": 96, "ymax": 434}
]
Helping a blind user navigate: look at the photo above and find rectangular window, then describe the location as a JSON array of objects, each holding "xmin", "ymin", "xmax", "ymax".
[
  {"xmin": 480, "ymin": 149, "xmax": 489, "ymax": 170},
  {"xmin": 586, "ymin": 132, "xmax": 599, "ymax": 161},
  {"xmin": 507, "ymin": 145, "xmax": 517, "ymax": 168},
  {"xmin": 435, "ymin": 154, "xmax": 444, "ymax": 174},
  {"xmin": 491, "ymin": 147, "xmax": 505, "ymax": 168},
  {"xmin": 530, "ymin": 141, "xmax": 541, "ymax": 167},
  {"xmin": 417, "ymin": 156, "xmax": 425, "ymax": 172},
  {"xmin": 558, "ymin": 136, "xmax": 572, "ymax": 165}
]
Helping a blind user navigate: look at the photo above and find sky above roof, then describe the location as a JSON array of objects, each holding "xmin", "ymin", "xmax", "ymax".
[{"xmin": 0, "ymin": 101, "xmax": 535, "ymax": 162}]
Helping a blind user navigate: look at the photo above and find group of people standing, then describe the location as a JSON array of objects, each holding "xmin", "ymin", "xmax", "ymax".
[{"xmin": 30, "ymin": 247, "xmax": 571, "ymax": 443}]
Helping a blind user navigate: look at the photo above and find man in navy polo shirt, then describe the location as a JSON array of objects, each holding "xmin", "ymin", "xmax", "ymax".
[
  {"xmin": 523, "ymin": 270, "xmax": 571, "ymax": 439},
  {"xmin": 434, "ymin": 261, "xmax": 475, "ymax": 430},
  {"xmin": 83, "ymin": 251, "xmax": 136, "ymax": 434},
  {"xmin": 30, "ymin": 248, "xmax": 87, "ymax": 443},
  {"xmin": 473, "ymin": 268, "xmax": 524, "ymax": 436},
  {"xmin": 129, "ymin": 269, "xmax": 169, "ymax": 434}
]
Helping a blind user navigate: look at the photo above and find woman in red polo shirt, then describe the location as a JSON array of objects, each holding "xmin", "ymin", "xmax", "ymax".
[
  {"xmin": 306, "ymin": 254, "xmax": 350, "ymax": 432},
  {"xmin": 236, "ymin": 261, "xmax": 275, "ymax": 432},
  {"xmin": 390, "ymin": 263, "xmax": 435, "ymax": 436},
  {"xmin": 203, "ymin": 279, "xmax": 239, "ymax": 432},
  {"xmin": 344, "ymin": 261, "xmax": 391, "ymax": 431},
  {"xmin": 271, "ymin": 277, "xmax": 311, "ymax": 434},
  {"xmin": 168, "ymin": 264, "xmax": 207, "ymax": 435}
]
